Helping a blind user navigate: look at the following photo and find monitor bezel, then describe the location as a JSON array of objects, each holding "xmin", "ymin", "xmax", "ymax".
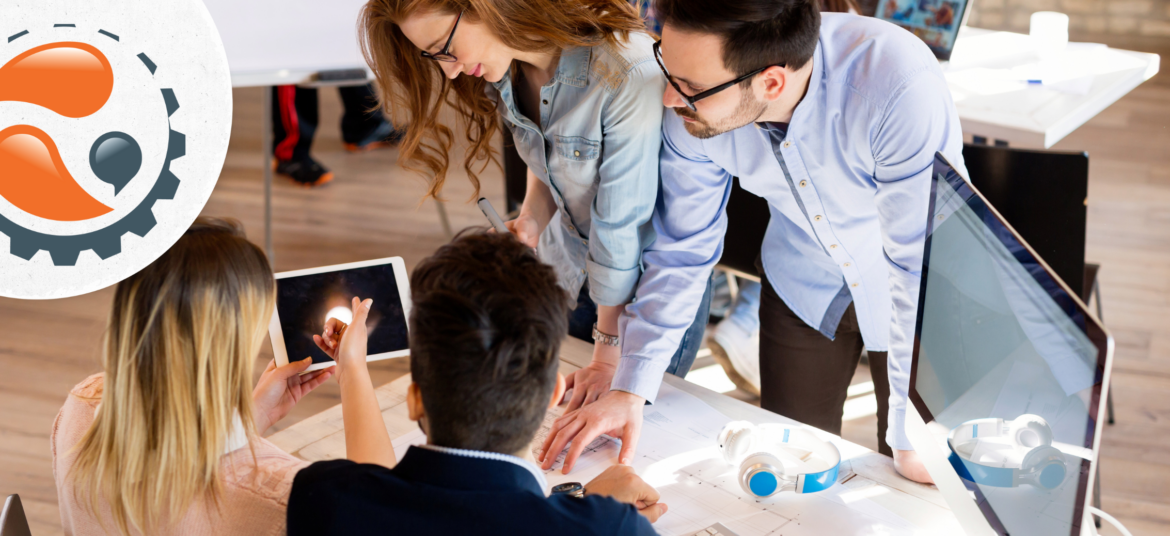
[{"xmin": 908, "ymin": 152, "xmax": 1113, "ymax": 536}]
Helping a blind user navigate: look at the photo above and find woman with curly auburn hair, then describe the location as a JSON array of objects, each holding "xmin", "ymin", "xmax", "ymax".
[{"xmin": 359, "ymin": 0, "xmax": 711, "ymax": 425}]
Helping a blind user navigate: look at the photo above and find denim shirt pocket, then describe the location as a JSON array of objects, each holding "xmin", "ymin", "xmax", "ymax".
[
  {"xmin": 552, "ymin": 135, "xmax": 601, "ymax": 187},
  {"xmin": 554, "ymin": 135, "xmax": 600, "ymax": 161}
]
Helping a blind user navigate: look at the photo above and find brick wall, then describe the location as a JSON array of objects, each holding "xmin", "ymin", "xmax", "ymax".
[{"xmin": 965, "ymin": 0, "xmax": 1170, "ymax": 38}]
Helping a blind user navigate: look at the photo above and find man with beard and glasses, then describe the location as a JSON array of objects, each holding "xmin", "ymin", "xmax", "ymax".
[{"xmin": 539, "ymin": 0, "xmax": 966, "ymax": 485}]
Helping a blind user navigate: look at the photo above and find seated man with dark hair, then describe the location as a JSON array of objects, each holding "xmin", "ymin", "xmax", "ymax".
[{"xmin": 287, "ymin": 231, "xmax": 666, "ymax": 535}]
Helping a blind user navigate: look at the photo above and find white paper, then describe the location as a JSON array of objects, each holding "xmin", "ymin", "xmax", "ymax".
[{"xmin": 533, "ymin": 382, "xmax": 928, "ymax": 535}]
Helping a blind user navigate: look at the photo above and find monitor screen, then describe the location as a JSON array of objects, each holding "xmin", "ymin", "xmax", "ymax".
[
  {"xmin": 276, "ymin": 263, "xmax": 409, "ymax": 365},
  {"xmin": 876, "ymin": 0, "xmax": 969, "ymax": 60},
  {"xmin": 909, "ymin": 154, "xmax": 1110, "ymax": 536}
]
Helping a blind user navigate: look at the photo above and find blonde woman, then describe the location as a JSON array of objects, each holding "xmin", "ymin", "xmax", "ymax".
[{"xmin": 51, "ymin": 218, "xmax": 334, "ymax": 535}]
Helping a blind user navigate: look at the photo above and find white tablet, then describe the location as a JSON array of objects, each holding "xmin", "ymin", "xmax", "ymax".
[{"xmin": 269, "ymin": 257, "xmax": 411, "ymax": 372}]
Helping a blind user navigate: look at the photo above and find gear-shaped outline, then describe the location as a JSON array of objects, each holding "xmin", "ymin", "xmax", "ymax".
[{"xmin": 0, "ymin": 27, "xmax": 183, "ymax": 266}]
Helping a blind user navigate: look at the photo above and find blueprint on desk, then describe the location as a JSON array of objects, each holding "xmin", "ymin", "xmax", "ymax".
[{"xmin": 534, "ymin": 382, "xmax": 928, "ymax": 536}]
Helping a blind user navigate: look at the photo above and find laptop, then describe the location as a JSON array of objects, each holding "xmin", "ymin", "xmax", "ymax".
[
  {"xmin": 904, "ymin": 153, "xmax": 1113, "ymax": 536},
  {"xmin": 875, "ymin": 0, "xmax": 973, "ymax": 62}
]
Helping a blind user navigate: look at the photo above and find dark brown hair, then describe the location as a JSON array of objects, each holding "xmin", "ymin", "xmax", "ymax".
[
  {"xmin": 408, "ymin": 230, "xmax": 572, "ymax": 454},
  {"xmin": 359, "ymin": 0, "xmax": 647, "ymax": 200},
  {"xmin": 654, "ymin": 0, "xmax": 821, "ymax": 75}
]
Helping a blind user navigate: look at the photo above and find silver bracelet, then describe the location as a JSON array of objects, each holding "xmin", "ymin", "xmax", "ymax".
[{"xmin": 592, "ymin": 323, "xmax": 620, "ymax": 346}]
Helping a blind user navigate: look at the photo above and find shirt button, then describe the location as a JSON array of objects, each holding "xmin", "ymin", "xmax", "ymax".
[
  {"xmin": 938, "ymin": 214, "xmax": 945, "ymax": 220},
  {"xmin": 829, "ymin": 244, "xmax": 837, "ymax": 249},
  {"xmin": 582, "ymin": 239, "xmax": 587, "ymax": 245},
  {"xmin": 783, "ymin": 141, "xmax": 792, "ymax": 148},
  {"xmin": 542, "ymin": 99, "xmax": 549, "ymax": 105},
  {"xmin": 851, "ymin": 282, "xmax": 859, "ymax": 288},
  {"xmin": 799, "ymin": 180, "xmax": 807, "ymax": 188},
  {"xmin": 844, "ymin": 262, "xmax": 851, "ymax": 267},
  {"xmin": 814, "ymin": 215, "xmax": 823, "ymax": 222},
  {"xmin": 574, "ymin": 150, "xmax": 581, "ymax": 157},
  {"xmin": 581, "ymin": 269, "xmax": 586, "ymax": 275}
]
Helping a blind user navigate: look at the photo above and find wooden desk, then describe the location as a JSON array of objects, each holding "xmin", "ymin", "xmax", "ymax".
[{"xmin": 269, "ymin": 337, "xmax": 963, "ymax": 534}]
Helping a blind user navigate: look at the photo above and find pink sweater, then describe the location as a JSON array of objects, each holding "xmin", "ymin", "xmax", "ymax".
[{"xmin": 52, "ymin": 374, "xmax": 308, "ymax": 536}]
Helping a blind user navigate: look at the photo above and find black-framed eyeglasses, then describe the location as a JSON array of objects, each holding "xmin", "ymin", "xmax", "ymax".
[
  {"xmin": 420, "ymin": 11, "xmax": 463, "ymax": 62},
  {"xmin": 653, "ymin": 41, "xmax": 784, "ymax": 112}
]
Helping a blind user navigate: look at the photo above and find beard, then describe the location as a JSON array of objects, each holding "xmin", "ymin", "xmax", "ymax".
[{"xmin": 675, "ymin": 89, "xmax": 768, "ymax": 139}]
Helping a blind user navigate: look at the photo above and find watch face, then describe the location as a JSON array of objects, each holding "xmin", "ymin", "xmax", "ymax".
[{"xmin": 552, "ymin": 482, "xmax": 583, "ymax": 496}]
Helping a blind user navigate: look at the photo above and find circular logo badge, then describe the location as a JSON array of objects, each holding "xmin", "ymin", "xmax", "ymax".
[{"xmin": 0, "ymin": 0, "xmax": 231, "ymax": 299}]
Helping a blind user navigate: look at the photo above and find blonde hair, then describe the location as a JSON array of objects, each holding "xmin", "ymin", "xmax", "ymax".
[{"xmin": 69, "ymin": 218, "xmax": 275, "ymax": 535}]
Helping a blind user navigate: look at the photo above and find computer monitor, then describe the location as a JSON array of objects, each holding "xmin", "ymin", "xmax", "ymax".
[
  {"xmin": 875, "ymin": 0, "xmax": 972, "ymax": 61},
  {"xmin": 905, "ymin": 153, "xmax": 1113, "ymax": 536}
]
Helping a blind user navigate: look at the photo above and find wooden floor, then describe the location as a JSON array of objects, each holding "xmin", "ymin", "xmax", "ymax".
[{"xmin": 3, "ymin": 44, "xmax": 1169, "ymax": 534}]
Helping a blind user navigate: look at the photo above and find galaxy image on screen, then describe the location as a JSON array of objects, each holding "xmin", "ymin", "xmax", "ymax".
[{"xmin": 276, "ymin": 264, "xmax": 408, "ymax": 364}]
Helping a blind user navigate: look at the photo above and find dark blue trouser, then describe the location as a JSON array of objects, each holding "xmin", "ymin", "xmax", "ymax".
[{"xmin": 567, "ymin": 274, "xmax": 714, "ymax": 378}]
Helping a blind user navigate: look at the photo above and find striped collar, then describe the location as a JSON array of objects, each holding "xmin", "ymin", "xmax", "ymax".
[{"xmin": 417, "ymin": 443, "xmax": 549, "ymax": 493}]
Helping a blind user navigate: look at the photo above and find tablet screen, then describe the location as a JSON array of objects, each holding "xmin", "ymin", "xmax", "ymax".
[{"xmin": 276, "ymin": 263, "xmax": 409, "ymax": 365}]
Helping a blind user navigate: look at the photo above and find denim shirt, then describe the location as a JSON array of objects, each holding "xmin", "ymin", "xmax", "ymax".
[
  {"xmin": 615, "ymin": 14, "xmax": 968, "ymax": 451},
  {"xmin": 490, "ymin": 32, "xmax": 664, "ymax": 306}
]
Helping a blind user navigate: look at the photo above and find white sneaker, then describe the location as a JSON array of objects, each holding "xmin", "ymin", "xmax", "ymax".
[{"xmin": 708, "ymin": 319, "xmax": 761, "ymax": 396}]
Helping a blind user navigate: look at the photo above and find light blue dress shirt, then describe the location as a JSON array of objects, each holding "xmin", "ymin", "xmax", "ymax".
[
  {"xmin": 490, "ymin": 32, "xmax": 664, "ymax": 306},
  {"xmin": 615, "ymin": 14, "xmax": 968, "ymax": 451}
]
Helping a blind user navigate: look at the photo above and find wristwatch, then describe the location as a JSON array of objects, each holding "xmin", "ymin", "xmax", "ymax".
[
  {"xmin": 592, "ymin": 323, "xmax": 620, "ymax": 346},
  {"xmin": 551, "ymin": 482, "xmax": 586, "ymax": 499}
]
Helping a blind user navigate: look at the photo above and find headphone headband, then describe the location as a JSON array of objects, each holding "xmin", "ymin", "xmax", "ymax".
[
  {"xmin": 719, "ymin": 422, "xmax": 842, "ymax": 496},
  {"xmin": 946, "ymin": 415, "xmax": 1067, "ymax": 490}
]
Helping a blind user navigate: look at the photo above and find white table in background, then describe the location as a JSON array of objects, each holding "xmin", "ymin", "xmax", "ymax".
[{"xmin": 947, "ymin": 27, "xmax": 1160, "ymax": 149}]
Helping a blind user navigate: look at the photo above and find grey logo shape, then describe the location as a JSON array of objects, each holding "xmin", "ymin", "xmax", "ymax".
[
  {"xmin": 89, "ymin": 131, "xmax": 142, "ymax": 194},
  {"xmin": 0, "ymin": 27, "xmax": 183, "ymax": 266}
]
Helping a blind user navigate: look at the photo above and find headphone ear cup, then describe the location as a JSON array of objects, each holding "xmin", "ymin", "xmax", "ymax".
[
  {"xmin": 1009, "ymin": 414, "xmax": 1053, "ymax": 448},
  {"xmin": 739, "ymin": 452, "xmax": 788, "ymax": 498},
  {"xmin": 719, "ymin": 421, "xmax": 757, "ymax": 465},
  {"xmin": 1020, "ymin": 445, "xmax": 1067, "ymax": 490}
]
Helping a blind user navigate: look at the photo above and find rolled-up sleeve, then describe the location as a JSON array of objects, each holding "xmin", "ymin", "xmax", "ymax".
[
  {"xmin": 613, "ymin": 112, "xmax": 732, "ymax": 402},
  {"xmin": 586, "ymin": 60, "xmax": 666, "ymax": 306},
  {"xmin": 872, "ymin": 69, "xmax": 964, "ymax": 451}
]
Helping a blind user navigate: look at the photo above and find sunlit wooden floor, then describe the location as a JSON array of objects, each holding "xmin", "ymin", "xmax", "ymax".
[{"xmin": 2, "ymin": 48, "xmax": 1168, "ymax": 534}]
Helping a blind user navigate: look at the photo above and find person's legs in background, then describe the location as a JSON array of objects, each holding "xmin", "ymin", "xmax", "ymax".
[
  {"xmin": 568, "ymin": 275, "xmax": 714, "ymax": 379},
  {"xmin": 758, "ymin": 274, "xmax": 892, "ymax": 456},
  {"xmin": 339, "ymin": 84, "xmax": 404, "ymax": 152},
  {"xmin": 865, "ymin": 350, "xmax": 891, "ymax": 457},
  {"xmin": 663, "ymin": 274, "xmax": 714, "ymax": 377},
  {"xmin": 708, "ymin": 278, "xmax": 762, "ymax": 395},
  {"xmin": 272, "ymin": 85, "xmax": 332, "ymax": 187},
  {"xmin": 567, "ymin": 283, "xmax": 599, "ymax": 344}
]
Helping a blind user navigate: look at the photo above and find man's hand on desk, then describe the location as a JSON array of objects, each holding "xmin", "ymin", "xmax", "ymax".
[
  {"xmin": 563, "ymin": 345, "xmax": 620, "ymax": 412},
  {"xmin": 585, "ymin": 465, "xmax": 669, "ymax": 523},
  {"xmin": 539, "ymin": 390, "xmax": 645, "ymax": 473},
  {"xmin": 894, "ymin": 449, "xmax": 935, "ymax": 484}
]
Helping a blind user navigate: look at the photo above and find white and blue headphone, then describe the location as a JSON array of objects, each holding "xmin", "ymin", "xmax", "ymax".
[
  {"xmin": 718, "ymin": 421, "xmax": 841, "ymax": 498},
  {"xmin": 947, "ymin": 414, "xmax": 1068, "ymax": 491}
]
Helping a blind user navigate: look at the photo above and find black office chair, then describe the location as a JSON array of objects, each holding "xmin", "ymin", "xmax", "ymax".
[
  {"xmin": 962, "ymin": 144, "xmax": 1090, "ymax": 298},
  {"xmin": 718, "ymin": 177, "xmax": 770, "ymax": 280},
  {"xmin": 1, "ymin": 495, "xmax": 32, "ymax": 536}
]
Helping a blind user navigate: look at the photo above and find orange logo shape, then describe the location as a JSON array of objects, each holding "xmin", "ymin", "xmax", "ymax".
[
  {"xmin": 0, "ymin": 125, "xmax": 113, "ymax": 221},
  {"xmin": 0, "ymin": 42, "xmax": 113, "ymax": 118}
]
